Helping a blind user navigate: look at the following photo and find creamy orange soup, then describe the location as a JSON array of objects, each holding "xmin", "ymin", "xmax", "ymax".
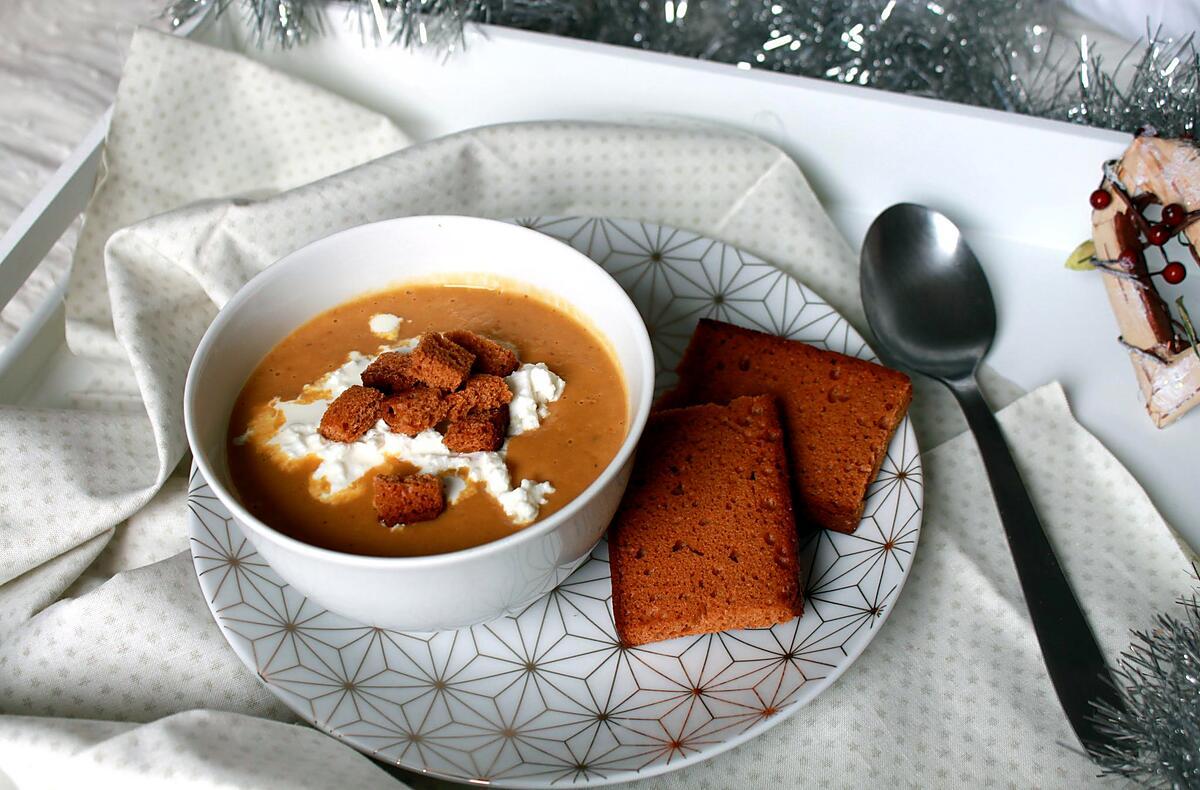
[{"xmin": 227, "ymin": 282, "xmax": 628, "ymax": 557}]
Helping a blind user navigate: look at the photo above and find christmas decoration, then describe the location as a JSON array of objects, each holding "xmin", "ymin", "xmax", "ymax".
[
  {"xmin": 1148, "ymin": 223, "xmax": 1172, "ymax": 247},
  {"xmin": 1162, "ymin": 261, "xmax": 1187, "ymax": 284},
  {"xmin": 1087, "ymin": 133, "xmax": 1200, "ymax": 428},
  {"xmin": 1090, "ymin": 572, "xmax": 1200, "ymax": 789},
  {"xmin": 164, "ymin": 0, "xmax": 1199, "ymax": 137}
]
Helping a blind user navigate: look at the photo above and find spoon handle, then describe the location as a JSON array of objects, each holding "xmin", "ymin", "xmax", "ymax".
[{"xmin": 949, "ymin": 378, "xmax": 1122, "ymax": 759}]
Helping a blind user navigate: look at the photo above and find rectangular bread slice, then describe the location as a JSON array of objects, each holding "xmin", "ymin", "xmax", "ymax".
[
  {"xmin": 609, "ymin": 395, "xmax": 802, "ymax": 647},
  {"xmin": 657, "ymin": 319, "xmax": 912, "ymax": 533}
]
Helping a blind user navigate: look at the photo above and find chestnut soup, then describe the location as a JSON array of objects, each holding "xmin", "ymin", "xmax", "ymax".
[{"xmin": 227, "ymin": 282, "xmax": 628, "ymax": 557}]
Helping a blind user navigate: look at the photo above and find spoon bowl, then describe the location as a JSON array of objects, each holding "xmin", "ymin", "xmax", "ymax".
[{"xmin": 860, "ymin": 203, "xmax": 996, "ymax": 381}]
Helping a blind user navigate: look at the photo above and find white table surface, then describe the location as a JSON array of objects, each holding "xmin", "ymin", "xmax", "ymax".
[{"xmin": 0, "ymin": 0, "xmax": 161, "ymax": 343}]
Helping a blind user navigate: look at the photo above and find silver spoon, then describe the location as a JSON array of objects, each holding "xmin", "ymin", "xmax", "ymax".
[{"xmin": 859, "ymin": 202, "xmax": 1122, "ymax": 760}]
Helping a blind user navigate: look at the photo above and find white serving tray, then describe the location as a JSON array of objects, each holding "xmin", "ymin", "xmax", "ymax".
[{"xmin": 2, "ymin": 9, "xmax": 1196, "ymax": 551}]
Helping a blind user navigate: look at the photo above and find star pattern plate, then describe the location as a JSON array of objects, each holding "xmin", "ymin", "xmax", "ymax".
[{"xmin": 189, "ymin": 217, "xmax": 923, "ymax": 788}]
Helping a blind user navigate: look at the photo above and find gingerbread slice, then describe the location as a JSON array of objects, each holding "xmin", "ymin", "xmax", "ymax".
[
  {"xmin": 609, "ymin": 395, "xmax": 802, "ymax": 647},
  {"xmin": 657, "ymin": 319, "xmax": 911, "ymax": 533}
]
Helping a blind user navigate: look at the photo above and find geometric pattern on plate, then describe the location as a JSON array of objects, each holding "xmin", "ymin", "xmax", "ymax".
[{"xmin": 189, "ymin": 217, "xmax": 923, "ymax": 787}]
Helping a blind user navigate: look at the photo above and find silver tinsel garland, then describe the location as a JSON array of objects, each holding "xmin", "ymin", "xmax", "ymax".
[
  {"xmin": 165, "ymin": 0, "xmax": 1200, "ymax": 136},
  {"xmin": 1090, "ymin": 577, "xmax": 1200, "ymax": 788}
]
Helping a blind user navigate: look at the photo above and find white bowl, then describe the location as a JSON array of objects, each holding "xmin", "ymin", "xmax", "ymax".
[{"xmin": 184, "ymin": 216, "xmax": 654, "ymax": 631}]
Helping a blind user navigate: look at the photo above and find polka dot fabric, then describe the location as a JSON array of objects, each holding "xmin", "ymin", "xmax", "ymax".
[
  {"xmin": 0, "ymin": 710, "xmax": 398, "ymax": 790},
  {"xmin": 67, "ymin": 29, "xmax": 412, "ymax": 361},
  {"xmin": 0, "ymin": 29, "xmax": 1193, "ymax": 790}
]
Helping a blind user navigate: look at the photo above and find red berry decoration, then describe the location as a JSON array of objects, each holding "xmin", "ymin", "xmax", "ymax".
[
  {"xmin": 1162, "ymin": 261, "xmax": 1187, "ymax": 284},
  {"xmin": 1089, "ymin": 189, "xmax": 1112, "ymax": 209},
  {"xmin": 1148, "ymin": 223, "xmax": 1171, "ymax": 246},
  {"xmin": 1163, "ymin": 203, "xmax": 1186, "ymax": 226}
]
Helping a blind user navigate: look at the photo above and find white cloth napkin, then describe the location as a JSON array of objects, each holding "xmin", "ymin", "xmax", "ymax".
[{"xmin": 0, "ymin": 29, "xmax": 1193, "ymax": 790}]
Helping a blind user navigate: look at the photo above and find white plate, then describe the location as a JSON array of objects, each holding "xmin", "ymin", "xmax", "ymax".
[{"xmin": 189, "ymin": 217, "xmax": 923, "ymax": 787}]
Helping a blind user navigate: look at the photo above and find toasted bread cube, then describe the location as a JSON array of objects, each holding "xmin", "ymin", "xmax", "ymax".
[
  {"xmin": 381, "ymin": 386, "xmax": 449, "ymax": 436},
  {"xmin": 373, "ymin": 473, "xmax": 445, "ymax": 526},
  {"xmin": 443, "ymin": 406, "xmax": 508, "ymax": 453},
  {"xmin": 360, "ymin": 352, "xmax": 414, "ymax": 394},
  {"xmin": 318, "ymin": 385, "xmax": 384, "ymax": 443},
  {"xmin": 405, "ymin": 333, "xmax": 475, "ymax": 391},
  {"xmin": 445, "ymin": 374, "xmax": 513, "ymax": 422},
  {"xmin": 444, "ymin": 330, "xmax": 520, "ymax": 377}
]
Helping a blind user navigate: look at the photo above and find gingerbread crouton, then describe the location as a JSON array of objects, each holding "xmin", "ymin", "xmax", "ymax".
[
  {"xmin": 445, "ymin": 374, "xmax": 513, "ymax": 422},
  {"xmin": 405, "ymin": 333, "xmax": 475, "ymax": 391},
  {"xmin": 360, "ymin": 351, "xmax": 414, "ymax": 394},
  {"xmin": 373, "ymin": 473, "xmax": 445, "ymax": 526},
  {"xmin": 381, "ymin": 386, "xmax": 449, "ymax": 436},
  {"xmin": 318, "ymin": 385, "xmax": 384, "ymax": 443},
  {"xmin": 443, "ymin": 406, "xmax": 508, "ymax": 453},
  {"xmin": 444, "ymin": 330, "xmax": 520, "ymax": 377}
]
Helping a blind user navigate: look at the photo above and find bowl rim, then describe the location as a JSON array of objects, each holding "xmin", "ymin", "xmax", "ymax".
[{"xmin": 183, "ymin": 214, "xmax": 655, "ymax": 569}]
